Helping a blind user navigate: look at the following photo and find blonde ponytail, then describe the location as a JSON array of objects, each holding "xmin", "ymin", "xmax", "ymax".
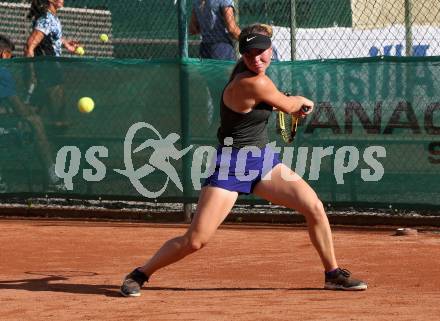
[{"xmin": 240, "ymin": 23, "xmax": 273, "ymax": 39}]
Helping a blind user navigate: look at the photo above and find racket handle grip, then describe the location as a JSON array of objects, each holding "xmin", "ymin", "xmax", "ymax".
[{"xmin": 301, "ymin": 105, "xmax": 311, "ymax": 113}]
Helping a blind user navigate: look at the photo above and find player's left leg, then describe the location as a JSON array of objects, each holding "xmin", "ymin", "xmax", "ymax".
[
  {"xmin": 120, "ymin": 186, "xmax": 238, "ymax": 297},
  {"xmin": 253, "ymin": 163, "xmax": 367, "ymax": 290},
  {"xmin": 47, "ymin": 85, "xmax": 67, "ymax": 127}
]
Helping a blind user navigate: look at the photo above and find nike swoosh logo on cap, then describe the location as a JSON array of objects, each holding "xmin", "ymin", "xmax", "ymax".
[{"xmin": 246, "ymin": 36, "xmax": 257, "ymax": 42}]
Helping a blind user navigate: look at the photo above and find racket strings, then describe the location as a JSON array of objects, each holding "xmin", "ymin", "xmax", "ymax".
[{"xmin": 277, "ymin": 111, "xmax": 298, "ymax": 143}]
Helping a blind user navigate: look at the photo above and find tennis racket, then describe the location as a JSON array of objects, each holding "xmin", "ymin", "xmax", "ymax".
[
  {"xmin": 24, "ymin": 83, "xmax": 35, "ymax": 104},
  {"xmin": 276, "ymin": 93, "xmax": 310, "ymax": 143}
]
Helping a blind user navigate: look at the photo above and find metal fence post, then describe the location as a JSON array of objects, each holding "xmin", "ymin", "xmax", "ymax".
[
  {"xmin": 290, "ymin": 0, "xmax": 297, "ymax": 61},
  {"xmin": 231, "ymin": 0, "xmax": 240, "ymax": 57},
  {"xmin": 177, "ymin": 0, "xmax": 192, "ymax": 223},
  {"xmin": 404, "ymin": 0, "xmax": 413, "ymax": 56}
]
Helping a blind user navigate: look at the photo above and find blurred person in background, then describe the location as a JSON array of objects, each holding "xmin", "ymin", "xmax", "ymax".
[
  {"xmin": 189, "ymin": 0, "xmax": 242, "ymax": 128},
  {"xmin": 24, "ymin": 0, "xmax": 80, "ymax": 128},
  {"xmin": 190, "ymin": 0, "xmax": 241, "ymax": 60},
  {"xmin": 0, "ymin": 34, "xmax": 63, "ymax": 191}
]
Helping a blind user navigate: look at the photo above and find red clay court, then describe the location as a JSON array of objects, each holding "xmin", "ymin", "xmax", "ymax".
[{"xmin": 1, "ymin": 219, "xmax": 439, "ymax": 321}]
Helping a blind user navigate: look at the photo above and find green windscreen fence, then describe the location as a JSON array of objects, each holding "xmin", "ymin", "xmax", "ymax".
[
  {"xmin": 0, "ymin": 0, "xmax": 439, "ymax": 208},
  {"xmin": 0, "ymin": 57, "xmax": 439, "ymax": 207}
]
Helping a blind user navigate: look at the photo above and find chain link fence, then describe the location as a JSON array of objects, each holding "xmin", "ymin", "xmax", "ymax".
[{"xmin": 1, "ymin": 1, "xmax": 440, "ymax": 60}]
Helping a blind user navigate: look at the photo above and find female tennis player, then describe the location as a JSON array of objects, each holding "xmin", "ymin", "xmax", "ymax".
[
  {"xmin": 24, "ymin": 0, "xmax": 80, "ymax": 129},
  {"xmin": 25, "ymin": 0, "xmax": 78, "ymax": 58},
  {"xmin": 120, "ymin": 23, "xmax": 367, "ymax": 297}
]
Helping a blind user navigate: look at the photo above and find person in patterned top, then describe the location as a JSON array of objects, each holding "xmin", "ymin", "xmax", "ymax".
[
  {"xmin": 24, "ymin": 0, "xmax": 78, "ymax": 57},
  {"xmin": 24, "ymin": 0, "xmax": 80, "ymax": 128}
]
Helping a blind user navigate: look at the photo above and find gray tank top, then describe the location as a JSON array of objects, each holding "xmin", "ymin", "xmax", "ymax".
[{"xmin": 217, "ymin": 92, "xmax": 272, "ymax": 148}]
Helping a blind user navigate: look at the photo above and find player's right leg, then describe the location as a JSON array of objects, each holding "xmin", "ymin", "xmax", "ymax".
[{"xmin": 120, "ymin": 186, "xmax": 238, "ymax": 297}]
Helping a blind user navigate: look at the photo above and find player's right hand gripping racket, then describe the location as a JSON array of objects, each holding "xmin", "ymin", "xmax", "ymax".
[{"xmin": 276, "ymin": 93, "xmax": 311, "ymax": 143}]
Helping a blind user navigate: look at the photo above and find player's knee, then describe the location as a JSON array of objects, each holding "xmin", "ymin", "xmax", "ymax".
[
  {"xmin": 187, "ymin": 235, "xmax": 209, "ymax": 252},
  {"xmin": 305, "ymin": 199, "xmax": 326, "ymax": 222}
]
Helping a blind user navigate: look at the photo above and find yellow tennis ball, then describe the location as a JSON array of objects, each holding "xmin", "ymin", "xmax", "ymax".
[
  {"xmin": 75, "ymin": 46, "xmax": 85, "ymax": 56},
  {"xmin": 78, "ymin": 97, "xmax": 94, "ymax": 113},
  {"xmin": 100, "ymin": 33, "xmax": 109, "ymax": 42}
]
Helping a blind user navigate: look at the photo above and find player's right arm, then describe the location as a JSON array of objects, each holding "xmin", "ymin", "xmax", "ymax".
[
  {"xmin": 189, "ymin": 9, "xmax": 200, "ymax": 35},
  {"xmin": 253, "ymin": 75, "xmax": 313, "ymax": 116},
  {"xmin": 24, "ymin": 30, "xmax": 44, "ymax": 57},
  {"xmin": 23, "ymin": 30, "xmax": 42, "ymax": 87},
  {"xmin": 222, "ymin": 6, "xmax": 241, "ymax": 40},
  {"xmin": 8, "ymin": 96, "xmax": 32, "ymax": 118}
]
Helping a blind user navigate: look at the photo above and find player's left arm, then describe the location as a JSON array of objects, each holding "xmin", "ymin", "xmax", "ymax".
[{"xmin": 62, "ymin": 38, "xmax": 79, "ymax": 53}]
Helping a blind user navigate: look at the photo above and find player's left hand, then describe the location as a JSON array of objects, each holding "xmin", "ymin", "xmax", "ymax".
[
  {"xmin": 64, "ymin": 40, "xmax": 79, "ymax": 53},
  {"xmin": 294, "ymin": 98, "xmax": 313, "ymax": 118}
]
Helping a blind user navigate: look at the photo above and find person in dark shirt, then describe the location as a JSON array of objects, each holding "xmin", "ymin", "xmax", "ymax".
[
  {"xmin": 0, "ymin": 34, "xmax": 62, "ymax": 190},
  {"xmin": 119, "ymin": 24, "xmax": 367, "ymax": 297},
  {"xmin": 189, "ymin": 0, "xmax": 242, "ymax": 128},
  {"xmin": 189, "ymin": 0, "xmax": 241, "ymax": 60}
]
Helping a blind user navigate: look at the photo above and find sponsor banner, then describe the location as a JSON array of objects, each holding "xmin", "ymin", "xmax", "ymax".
[{"xmin": 273, "ymin": 25, "xmax": 440, "ymax": 60}]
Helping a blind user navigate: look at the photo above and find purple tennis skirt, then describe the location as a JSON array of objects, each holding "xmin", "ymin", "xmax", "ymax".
[{"xmin": 203, "ymin": 145, "xmax": 281, "ymax": 194}]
